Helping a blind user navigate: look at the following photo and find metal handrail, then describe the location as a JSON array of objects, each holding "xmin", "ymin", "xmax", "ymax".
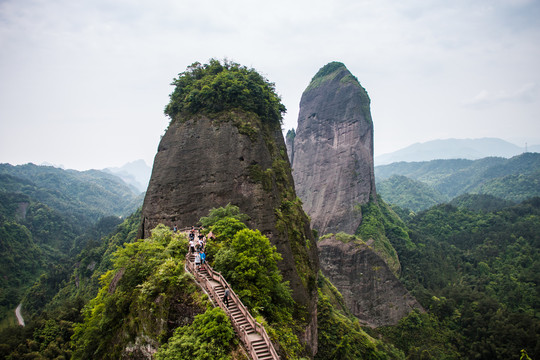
[{"xmin": 184, "ymin": 251, "xmax": 280, "ymax": 359}]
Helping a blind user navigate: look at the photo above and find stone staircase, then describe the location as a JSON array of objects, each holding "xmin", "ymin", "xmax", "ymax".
[{"xmin": 185, "ymin": 249, "xmax": 279, "ymax": 360}]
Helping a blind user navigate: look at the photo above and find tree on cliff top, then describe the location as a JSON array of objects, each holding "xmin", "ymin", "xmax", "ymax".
[{"xmin": 165, "ymin": 59, "xmax": 286, "ymax": 124}]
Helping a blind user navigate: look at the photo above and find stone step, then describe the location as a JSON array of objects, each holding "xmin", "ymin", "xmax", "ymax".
[{"xmin": 185, "ymin": 256, "xmax": 278, "ymax": 359}]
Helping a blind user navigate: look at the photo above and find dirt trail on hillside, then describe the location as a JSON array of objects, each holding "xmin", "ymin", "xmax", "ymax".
[{"xmin": 15, "ymin": 303, "xmax": 24, "ymax": 326}]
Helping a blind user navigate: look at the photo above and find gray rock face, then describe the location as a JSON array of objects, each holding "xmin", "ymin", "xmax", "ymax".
[
  {"xmin": 318, "ymin": 236, "xmax": 422, "ymax": 327},
  {"xmin": 286, "ymin": 129, "xmax": 295, "ymax": 165},
  {"xmin": 291, "ymin": 62, "xmax": 420, "ymax": 328},
  {"xmin": 291, "ymin": 62, "xmax": 376, "ymax": 236},
  {"xmin": 140, "ymin": 115, "xmax": 275, "ymax": 235},
  {"xmin": 140, "ymin": 112, "xmax": 319, "ymax": 356}
]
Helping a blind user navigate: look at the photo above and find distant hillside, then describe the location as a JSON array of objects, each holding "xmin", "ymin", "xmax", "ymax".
[
  {"xmin": 381, "ymin": 198, "xmax": 540, "ymax": 359},
  {"xmin": 376, "ymin": 175, "xmax": 448, "ymax": 212},
  {"xmin": 375, "ymin": 138, "xmax": 530, "ymax": 165},
  {"xmin": 103, "ymin": 159, "xmax": 151, "ymax": 193},
  {"xmin": 0, "ymin": 163, "xmax": 143, "ymax": 321},
  {"xmin": 0, "ymin": 163, "xmax": 142, "ymax": 229},
  {"xmin": 375, "ymin": 153, "xmax": 540, "ymax": 210},
  {"xmin": 449, "ymin": 194, "xmax": 515, "ymax": 212}
]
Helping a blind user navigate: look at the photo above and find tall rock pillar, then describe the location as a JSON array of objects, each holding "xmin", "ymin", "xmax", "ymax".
[
  {"xmin": 140, "ymin": 60, "xmax": 319, "ymax": 357},
  {"xmin": 292, "ymin": 62, "xmax": 376, "ymax": 236}
]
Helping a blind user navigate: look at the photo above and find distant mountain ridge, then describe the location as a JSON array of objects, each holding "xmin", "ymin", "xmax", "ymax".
[
  {"xmin": 103, "ymin": 159, "xmax": 151, "ymax": 193},
  {"xmin": 375, "ymin": 152, "xmax": 540, "ymax": 211},
  {"xmin": 375, "ymin": 138, "xmax": 537, "ymax": 165}
]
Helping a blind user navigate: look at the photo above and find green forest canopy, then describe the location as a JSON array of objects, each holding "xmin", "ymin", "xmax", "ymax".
[{"xmin": 164, "ymin": 59, "xmax": 286, "ymax": 125}]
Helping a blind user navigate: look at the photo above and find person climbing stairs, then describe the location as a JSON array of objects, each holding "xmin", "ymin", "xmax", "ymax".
[{"xmin": 185, "ymin": 239, "xmax": 279, "ymax": 360}]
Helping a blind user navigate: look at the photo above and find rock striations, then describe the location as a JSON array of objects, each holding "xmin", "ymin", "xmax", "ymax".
[
  {"xmin": 290, "ymin": 62, "xmax": 421, "ymax": 327},
  {"xmin": 318, "ymin": 235, "xmax": 420, "ymax": 327},
  {"xmin": 290, "ymin": 62, "xmax": 376, "ymax": 236},
  {"xmin": 140, "ymin": 61, "xmax": 319, "ymax": 356}
]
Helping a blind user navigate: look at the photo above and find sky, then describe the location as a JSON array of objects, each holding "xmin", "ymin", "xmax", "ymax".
[{"xmin": 1, "ymin": 0, "xmax": 539, "ymax": 171}]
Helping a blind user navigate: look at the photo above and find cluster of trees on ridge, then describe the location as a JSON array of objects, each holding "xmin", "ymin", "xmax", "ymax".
[{"xmin": 165, "ymin": 59, "xmax": 286, "ymax": 125}]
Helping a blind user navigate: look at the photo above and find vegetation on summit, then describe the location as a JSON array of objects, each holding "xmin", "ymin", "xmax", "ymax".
[
  {"xmin": 165, "ymin": 59, "xmax": 286, "ymax": 125},
  {"xmin": 304, "ymin": 61, "xmax": 372, "ymax": 125}
]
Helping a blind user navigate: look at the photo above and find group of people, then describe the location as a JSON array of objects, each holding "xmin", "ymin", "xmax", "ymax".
[
  {"xmin": 180, "ymin": 225, "xmax": 230, "ymax": 308},
  {"xmin": 188, "ymin": 227, "xmax": 207, "ymax": 270}
]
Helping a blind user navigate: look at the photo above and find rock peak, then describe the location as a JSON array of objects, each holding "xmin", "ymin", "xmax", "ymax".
[
  {"xmin": 311, "ymin": 61, "xmax": 346, "ymax": 80},
  {"xmin": 140, "ymin": 60, "xmax": 319, "ymax": 356},
  {"xmin": 291, "ymin": 61, "xmax": 376, "ymax": 235}
]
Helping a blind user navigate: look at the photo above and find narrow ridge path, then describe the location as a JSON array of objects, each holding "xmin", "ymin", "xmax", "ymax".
[
  {"xmin": 184, "ymin": 229, "xmax": 279, "ymax": 360},
  {"xmin": 15, "ymin": 303, "xmax": 24, "ymax": 327}
]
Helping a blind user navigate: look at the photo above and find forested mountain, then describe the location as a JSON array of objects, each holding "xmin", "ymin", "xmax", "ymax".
[
  {"xmin": 376, "ymin": 175, "xmax": 449, "ymax": 212},
  {"xmin": 0, "ymin": 211, "xmax": 140, "ymax": 358},
  {"xmin": 0, "ymin": 163, "xmax": 143, "ymax": 324},
  {"xmin": 379, "ymin": 198, "xmax": 540, "ymax": 359},
  {"xmin": 449, "ymin": 193, "xmax": 516, "ymax": 212},
  {"xmin": 376, "ymin": 152, "xmax": 540, "ymax": 211},
  {"xmin": 0, "ymin": 163, "xmax": 143, "ymax": 229}
]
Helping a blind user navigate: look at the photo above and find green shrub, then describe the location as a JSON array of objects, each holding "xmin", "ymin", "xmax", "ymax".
[
  {"xmin": 155, "ymin": 307, "xmax": 235, "ymax": 360},
  {"xmin": 213, "ymin": 229, "xmax": 293, "ymax": 319},
  {"xmin": 165, "ymin": 59, "xmax": 286, "ymax": 125}
]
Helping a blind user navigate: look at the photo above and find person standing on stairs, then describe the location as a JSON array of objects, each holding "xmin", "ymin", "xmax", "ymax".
[
  {"xmin": 195, "ymin": 251, "xmax": 201, "ymax": 268},
  {"xmin": 200, "ymin": 250, "xmax": 206, "ymax": 270},
  {"xmin": 223, "ymin": 285, "xmax": 230, "ymax": 308}
]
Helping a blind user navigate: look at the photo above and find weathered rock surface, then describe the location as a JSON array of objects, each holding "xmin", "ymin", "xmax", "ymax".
[
  {"xmin": 290, "ymin": 62, "xmax": 376, "ymax": 236},
  {"xmin": 318, "ymin": 236, "xmax": 422, "ymax": 327},
  {"xmin": 291, "ymin": 62, "xmax": 421, "ymax": 328},
  {"xmin": 286, "ymin": 128, "xmax": 295, "ymax": 165},
  {"xmin": 140, "ymin": 112, "xmax": 319, "ymax": 356}
]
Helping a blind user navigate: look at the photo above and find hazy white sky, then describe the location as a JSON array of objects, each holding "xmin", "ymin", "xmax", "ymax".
[{"xmin": 1, "ymin": 0, "xmax": 539, "ymax": 170}]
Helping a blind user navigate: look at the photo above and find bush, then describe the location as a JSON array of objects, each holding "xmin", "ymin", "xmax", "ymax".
[
  {"xmin": 213, "ymin": 229, "xmax": 293, "ymax": 319},
  {"xmin": 165, "ymin": 59, "xmax": 286, "ymax": 125},
  {"xmin": 155, "ymin": 307, "xmax": 235, "ymax": 360}
]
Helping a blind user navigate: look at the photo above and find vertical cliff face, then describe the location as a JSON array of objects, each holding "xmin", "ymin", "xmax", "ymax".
[
  {"xmin": 318, "ymin": 236, "xmax": 422, "ymax": 327},
  {"xmin": 142, "ymin": 113, "xmax": 319, "ymax": 354},
  {"xmin": 285, "ymin": 128, "xmax": 295, "ymax": 165},
  {"xmin": 139, "ymin": 61, "xmax": 319, "ymax": 355},
  {"xmin": 291, "ymin": 62, "xmax": 421, "ymax": 327},
  {"xmin": 291, "ymin": 62, "xmax": 376, "ymax": 236},
  {"xmin": 141, "ymin": 113, "xmax": 279, "ymax": 236}
]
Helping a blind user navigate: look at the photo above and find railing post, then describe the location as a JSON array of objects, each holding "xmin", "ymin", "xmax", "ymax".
[{"xmin": 185, "ymin": 244, "xmax": 280, "ymax": 360}]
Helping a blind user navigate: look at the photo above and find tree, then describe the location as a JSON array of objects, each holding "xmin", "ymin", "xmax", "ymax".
[
  {"xmin": 213, "ymin": 229, "xmax": 293, "ymax": 319},
  {"xmin": 199, "ymin": 203, "xmax": 249, "ymax": 228},
  {"xmin": 155, "ymin": 307, "xmax": 235, "ymax": 360},
  {"xmin": 164, "ymin": 59, "xmax": 286, "ymax": 125}
]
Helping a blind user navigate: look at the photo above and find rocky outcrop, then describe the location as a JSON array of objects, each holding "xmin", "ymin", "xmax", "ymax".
[
  {"xmin": 291, "ymin": 62, "xmax": 421, "ymax": 328},
  {"xmin": 286, "ymin": 129, "xmax": 295, "ymax": 165},
  {"xmin": 140, "ymin": 110, "xmax": 319, "ymax": 356},
  {"xmin": 290, "ymin": 62, "xmax": 376, "ymax": 236},
  {"xmin": 318, "ymin": 236, "xmax": 422, "ymax": 327}
]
